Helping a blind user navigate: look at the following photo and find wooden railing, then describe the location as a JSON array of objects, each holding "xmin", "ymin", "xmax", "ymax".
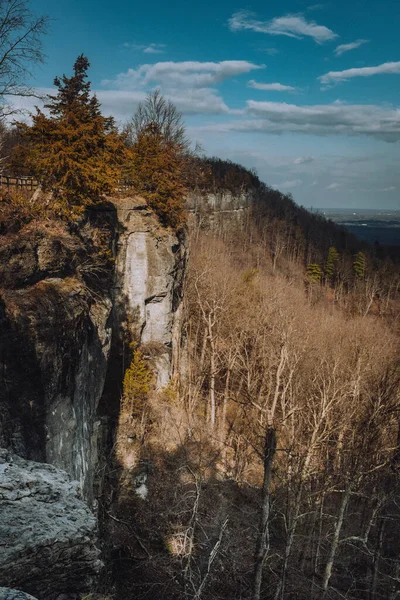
[
  {"xmin": 0, "ymin": 174, "xmax": 38, "ymax": 190},
  {"xmin": 0, "ymin": 175, "xmax": 135, "ymax": 192}
]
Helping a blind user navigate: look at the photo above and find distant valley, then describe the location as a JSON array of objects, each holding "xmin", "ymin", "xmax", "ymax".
[{"xmin": 320, "ymin": 208, "xmax": 400, "ymax": 246}]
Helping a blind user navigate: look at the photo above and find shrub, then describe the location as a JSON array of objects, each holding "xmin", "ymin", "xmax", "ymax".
[{"xmin": 122, "ymin": 350, "xmax": 153, "ymax": 416}]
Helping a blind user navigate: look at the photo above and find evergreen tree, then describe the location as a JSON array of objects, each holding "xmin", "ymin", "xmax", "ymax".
[
  {"xmin": 13, "ymin": 55, "xmax": 129, "ymax": 210},
  {"xmin": 122, "ymin": 350, "xmax": 153, "ymax": 417},
  {"xmin": 307, "ymin": 263, "xmax": 322, "ymax": 283},
  {"xmin": 353, "ymin": 251, "xmax": 366, "ymax": 279},
  {"xmin": 325, "ymin": 246, "xmax": 340, "ymax": 283}
]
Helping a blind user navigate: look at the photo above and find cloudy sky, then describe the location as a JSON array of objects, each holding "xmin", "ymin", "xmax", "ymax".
[{"xmin": 18, "ymin": 0, "xmax": 400, "ymax": 209}]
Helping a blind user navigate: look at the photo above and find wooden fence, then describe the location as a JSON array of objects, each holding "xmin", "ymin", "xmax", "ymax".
[
  {"xmin": 0, "ymin": 175, "xmax": 38, "ymax": 190},
  {"xmin": 0, "ymin": 175, "xmax": 135, "ymax": 192}
]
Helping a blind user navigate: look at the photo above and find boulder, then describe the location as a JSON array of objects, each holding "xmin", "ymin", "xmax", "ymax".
[
  {"xmin": 0, "ymin": 450, "xmax": 101, "ymax": 600},
  {"xmin": 0, "ymin": 589, "xmax": 38, "ymax": 600}
]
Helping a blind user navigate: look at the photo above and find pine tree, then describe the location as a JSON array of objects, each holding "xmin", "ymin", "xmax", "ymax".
[
  {"xmin": 307, "ymin": 263, "xmax": 322, "ymax": 283},
  {"xmin": 122, "ymin": 350, "xmax": 153, "ymax": 416},
  {"xmin": 325, "ymin": 246, "xmax": 340, "ymax": 283},
  {"xmin": 353, "ymin": 251, "xmax": 366, "ymax": 279},
  {"xmin": 13, "ymin": 55, "xmax": 129, "ymax": 210}
]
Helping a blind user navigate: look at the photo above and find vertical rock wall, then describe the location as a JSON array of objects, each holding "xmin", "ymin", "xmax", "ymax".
[
  {"xmin": 187, "ymin": 189, "xmax": 253, "ymax": 235},
  {"xmin": 0, "ymin": 217, "xmax": 115, "ymax": 504},
  {"xmin": 113, "ymin": 197, "xmax": 186, "ymax": 388}
]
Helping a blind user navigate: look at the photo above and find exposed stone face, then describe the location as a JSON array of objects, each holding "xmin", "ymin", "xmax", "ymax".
[
  {"xmin": 0, "ymin": 215, "xmax": 115, "ymax": 502},
  {"xmin": 0, "ymin": 589, "xmax": 38, "ymax": 600},
  {"xmin": 0, "ymin": 197, "xmax": 188, "ymax": 596},
  {"xmin": 0, "ymin": 197, "xmax": 187, "ymax": 501},
  {"xmin": 0, "ymin": 450, "xmax": 101, "ymax": 600},
  {"xmin": 187, "ymin": 190, "xmax": 252, "ymax": 234},
  {"xmin": 113, "ymin": 197, "xmax": 186, "ymax": 388}
]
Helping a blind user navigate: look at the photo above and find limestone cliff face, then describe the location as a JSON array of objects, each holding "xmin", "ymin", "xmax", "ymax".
[
  {"xmin": 187, "ymin": 189, "xmax": 253, "ymax": 234},
  {"xmin": 0, "ymin": 197, "xmax": 186, "ymax": 503},
  {"xmin": 112, "ymin": 197, "xmax": 186, "ymax": 388},
  {"xmin": 0, "ymin": 214, "xmax": 115, "ymax": 502}
]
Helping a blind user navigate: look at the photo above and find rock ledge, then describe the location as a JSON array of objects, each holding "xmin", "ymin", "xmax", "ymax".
[{"xmin": 0, "ymin": 450, "xmax": 101, "ymax": 600}]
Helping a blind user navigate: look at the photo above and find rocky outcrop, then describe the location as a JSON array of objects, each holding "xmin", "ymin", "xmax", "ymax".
[
  {"xmin": 0, "ymin": 450, "xmax": 101, "ymax": 600},
  {"xmin": 0, "ymin": 213, "xmax": 115, "ymax": 503},
  {"xmin": 0, "ymin": 196, "xmax": 187, "ymax": 503},
  {"xmin": 187, "ymin": 189, "xmax": 252, "ymax": 234},
  {"xmin": 113, "ymin": 197, "xmax": 186, "ymax": 388},
  {"xmin": 0, "ymin": 590, "xmax": 38, "ymax": 600}
]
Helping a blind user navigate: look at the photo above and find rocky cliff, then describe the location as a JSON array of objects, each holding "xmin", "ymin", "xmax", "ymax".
[
  {"xmin": 187, "ymin": 189, "xmax": 252, "ymax": 235},
  {"xmin": 0, "ymin": 210, "xmax": 115, "ymax": 503},
  {"xmin": 0, "ymin": 191, "xmax": 243, "ymax": 597},
  {"xmin": 0, "ymin": 450, "xmax": 101, "ymax": 600},
  {"xmin": 112, "ymin": 197, "xmax": 185, "ymax": 389},
  {"xmin": 0, "ymin": 196, "xmax": 186, "ymax": 504}
]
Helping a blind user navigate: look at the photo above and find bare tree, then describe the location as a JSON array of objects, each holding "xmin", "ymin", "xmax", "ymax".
[
  {"xmin": 0, "ymin": 0, "xmax": 49, "ymax": 117},
  {"xmin": 124, "ymin": 89, "xmax": 190, "ymax": 150},
  {"xmin": 252, "ymin": 426, "xmax": 277, "ymax": 600}
]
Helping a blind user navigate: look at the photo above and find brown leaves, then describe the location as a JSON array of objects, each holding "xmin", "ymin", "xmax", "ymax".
[{"xmin": 128, "ymin": 125, "xmax": 187, "ymax": 229}]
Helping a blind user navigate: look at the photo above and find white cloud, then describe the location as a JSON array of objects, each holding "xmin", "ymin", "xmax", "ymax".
[
  {"xmin": 319, "ymin": 61, "xmax": 400, "ymax": 85},
  {"xmin": 100, "ymin": 88, "xmax": 232, "ymax": 116},
  {"xmin": 123, "ymin": 42, "xmax": 166, "ymax": 54},
  {"xmin": 229, "ymin": 11, "xmax": 337, "ymax": 43},
  {"xmin": 103, "ymin": 60, "xmax": 263, "ymax": 90},
  {"xmin": 4, "ymin": 86, "xmax": 229, "ymax": 124},
  {"xmin": 261, "ymin": 47, "xmax": 279, "ymax": 55},
  {"xmin": 198, "ymin": 100, "xmax": 400, "ymax": 142},
  {"xmin": 3, "ymin": 88, "xmax": 149, "ymax": 124},
  {"xmin": 243, "ymin": 100, "xmax": 400, "ymax": 141},
  {"xmin": 272, "ymin": 179, "xmax": 302, "ymax": 189},
  {"xmin": 294, "ymin": 156, "xmax": 314, "ymax": 164},
  {"xmin": 334, "ymin": 39, "xmax": 369, "ymax": 57},
  {"xmin": 248, "ymin": 80, "xmax": 296, "ymax": 91},
  {"xmin": 100, "ymin": 60, "xmax": 263, "ymax": 116},
  {"xmin": 381, "ymin": 186, "xmax": 396, "ymax": 192},
  {"xmin": 96, "ymin": 90, "xmax": 147, "ymax": 120},
  {"xmin": 326, "ymin": 182, "xmax": 340, "ymax": 189},
  {"xmin": 144, "ymin": 44, "xmax": 166, "ymax": 54}
]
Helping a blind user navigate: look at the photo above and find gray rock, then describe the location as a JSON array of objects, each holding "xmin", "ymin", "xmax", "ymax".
[
  {"xmin": 0, "ymin": 451, "xmax": 101, "ymax": 600},
  {"xmin": 114, "ymin": 196, "xmax": 186, "ymax": 389},
  {"xmin": 187, "ymin": 190, "xmax": 253, "ymax": 235},
  {"xmin": 0, "ymin": 588, "xmax": 38, "ymax": 600},
  {"xmin": 0, "ymin": 215, "xmax": 115, "ymax": 505}
]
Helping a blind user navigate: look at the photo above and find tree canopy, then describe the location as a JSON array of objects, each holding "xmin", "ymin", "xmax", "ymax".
[
  {"xmin": 125, "ymin": 92, "xmax": 188, "ymax": 229},
  {"xmin": 13, "ymin": 54, "xmax": 129, "ymax": 210}
]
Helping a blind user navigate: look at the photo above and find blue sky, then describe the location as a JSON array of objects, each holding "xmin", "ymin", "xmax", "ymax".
[{"xmin": 17, "ymin": 0, "xmax": 400, "ymax": 208}]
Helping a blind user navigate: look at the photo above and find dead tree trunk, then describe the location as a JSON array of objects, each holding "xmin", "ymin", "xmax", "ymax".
[
  {"xmin": 252, "ymin": 427, "xmax": 277, "ymax": 600},
  {"xmin": 322, "ymin": 486, "xmax": 350, "ymax": 595}
]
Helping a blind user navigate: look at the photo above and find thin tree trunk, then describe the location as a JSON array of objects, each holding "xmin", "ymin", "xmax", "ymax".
[
  {"xmin": 252, "ymin": 427, "xmax": 277, "ymax": 600},
  {"xmin": 322, "ymin": 486, "xmax": 350, "ymax": 595},
  {"xmin": 312, "ymin": 492, "xmax": 325, "ymax": 599},
  {"xmin": 221, "ymin": 365, "xmax": 232, "ymax": 443},
  {"xmin": 371, "ymin": 518, "xmax": 384, "ymax": 600},
  {"xmin": 274, "ymin": 485, "xmax": 303, "ymax": 600},
  {"xmin": 209, "ymin": 329, "xmax": 216, "ymax": 429}
]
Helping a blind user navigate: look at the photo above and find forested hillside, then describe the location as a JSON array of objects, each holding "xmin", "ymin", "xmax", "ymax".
[
  {"xmin": 1, "ymin": 51, "xmax": 399, "ymax": 600},
  {"xmin": 103, "ymin": 183, "xmax": 400, "ymax": 599}
]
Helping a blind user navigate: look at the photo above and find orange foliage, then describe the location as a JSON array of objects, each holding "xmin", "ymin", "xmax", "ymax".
[
  {"xmin": 128, "ymin": 124, "xmax": 186, "ymax": 229},
  {"xmin": 12, "ymin": 55, "xmax": 129, "ymax": 211}
]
